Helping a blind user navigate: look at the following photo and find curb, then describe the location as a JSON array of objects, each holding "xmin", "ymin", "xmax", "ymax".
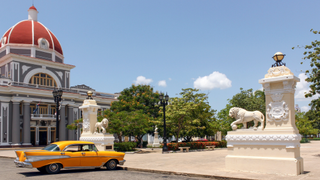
[
  {"xmin": 0, "ymin": 156, "xmax": 15, "ymax": 159},
  {"xmin": 120, "ymin": 167, "xmax": 255, "ymax": 180}
]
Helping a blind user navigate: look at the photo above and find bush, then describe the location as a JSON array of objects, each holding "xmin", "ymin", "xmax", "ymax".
[
  {"xmin": 310, "ymin": 138, "xmax": 320, "ymax": 140},
  {"xmin": 114, "ymin": 142, "xmax": 137, "ymax": 151},
  {"xmin": 216, "ymin": 140, "xmax": 227, "ymax": 148},
  {"xmin": 166, "ymin": 141, "xmax": 221, "ymax": 151},
  {"xmin": 300, "ymin": 138, "xmax": 310, "ymax": 143}
]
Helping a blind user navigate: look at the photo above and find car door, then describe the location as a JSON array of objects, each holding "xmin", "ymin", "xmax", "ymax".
[
  {"xmin": 80, "ymin": 144, "xmax": 100, "ymax": 167},
  {"xmin": 62, "ymin": 145, "xmax": 81, "ymax": 167}
]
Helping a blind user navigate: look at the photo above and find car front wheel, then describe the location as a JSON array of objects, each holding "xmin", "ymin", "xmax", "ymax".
[
  {"xmin": 45, "ymin": 163, "xmax": 61, "ymax": 174},
  {"xmin": 106, "ymin": 160, "xmax": 117, "ymax": 170}
]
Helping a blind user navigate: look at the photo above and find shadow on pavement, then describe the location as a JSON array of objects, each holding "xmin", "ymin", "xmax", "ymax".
[{"xmin": 19, "ymin": 167, "xmax": 124, "ymax": 177}]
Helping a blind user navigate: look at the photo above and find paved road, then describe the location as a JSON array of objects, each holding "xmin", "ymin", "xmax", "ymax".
[{"xmin": 0, "ymin": 158, "xmax": 221, "ymax": 180}]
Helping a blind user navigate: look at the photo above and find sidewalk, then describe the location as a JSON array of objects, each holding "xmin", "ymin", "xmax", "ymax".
[{"xmin": 1, "ymin": 141, "xmax": 320, "ymax": 180}]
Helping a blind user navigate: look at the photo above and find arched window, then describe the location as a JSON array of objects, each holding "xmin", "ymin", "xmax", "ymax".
[
  {"xmin": 38, "ymin": 38, "xmax": 49, "ymax": 49},
  {"xmin": 29, "ymin": 73, "xmax": 57, "ymax": 87}
]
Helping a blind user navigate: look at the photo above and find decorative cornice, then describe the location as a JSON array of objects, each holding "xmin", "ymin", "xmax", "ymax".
[
  {"xmin": 79, "ymin": 136, "xmax": 114, "ymax": 142},
  {"xmin": 226, "ymin": 134, "xmax": 301, "ymax": 147},
  {"xmin": 265, "ymin": 66, "xmax": 293, "ymax": 78},
  {"xmin": 0, "ymin": 53, "xmax": 74, "ymax": 71}
]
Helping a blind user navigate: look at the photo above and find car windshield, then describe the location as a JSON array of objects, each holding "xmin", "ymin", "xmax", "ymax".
[{"xmin": 42, "ymin": 144, "xmax": 60, "ymax": 151}]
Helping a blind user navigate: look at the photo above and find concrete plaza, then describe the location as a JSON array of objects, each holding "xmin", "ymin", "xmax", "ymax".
[{"xmin": 1, "ymin": 141, "xmax": 319, "ymax": 180}]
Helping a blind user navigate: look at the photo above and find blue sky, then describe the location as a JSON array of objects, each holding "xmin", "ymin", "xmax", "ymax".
[{"xmin": 1, "ymin": 0, "xmax": 319, "ymax": 112}]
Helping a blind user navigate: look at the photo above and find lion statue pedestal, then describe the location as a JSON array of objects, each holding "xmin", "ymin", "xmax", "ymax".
[
  {"xmin": 225, "ymin": 66, "xmax": 303, "ymax": 176},
  {"xmin": 79, "ymin": 98, "xmax": 114, "ymax": 151}
]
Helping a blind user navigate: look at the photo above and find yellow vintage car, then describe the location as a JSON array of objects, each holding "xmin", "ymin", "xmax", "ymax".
[{"xmin": 14, "ymin": 141, "xmax": 126, "ymax": 174}]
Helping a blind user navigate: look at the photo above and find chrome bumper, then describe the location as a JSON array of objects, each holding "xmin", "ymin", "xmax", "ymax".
[
  {"xmin": 119, "ymin": 160, "xmax": 126, "ymax": 165},
  {"xmin": 14, "ymin": 160, "xmax": 33, "ymax": 168}
]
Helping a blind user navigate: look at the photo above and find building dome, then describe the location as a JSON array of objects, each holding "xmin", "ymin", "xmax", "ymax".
[{"xmin": 0, "ymin": 6, "xmax": 63, "ymax": 55}]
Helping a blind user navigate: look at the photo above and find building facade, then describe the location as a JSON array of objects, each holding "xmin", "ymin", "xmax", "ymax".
[{"xmin": 0, "ymin": 6, "xmax": 118, "ymax": 147}]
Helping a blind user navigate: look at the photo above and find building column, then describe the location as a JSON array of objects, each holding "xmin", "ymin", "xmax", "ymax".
[
  {"xmin": 11, "ymin": 101, "xmax": 20, "ymax": 145},
  {"xmin": 23, "ymin": 101, "xmax": 31, "ymax": 145},
  {"xmin": 47, "ymin": 104, "xmax": 51, "ymax": 114},
  {"xmin": 59, "ymin": 105, "xmax": 66, "ymax": 141},
  {"xmin": 35, "ymin": 126, "xmax": 39, "ymax": 145},
  {"xmin": 68, "ymin": 106, "xmax": 74, "ymax": 140},
  {"xmin": 48, "ymin": 127, "xmax": 51, "ymax": 144},
  {"xmin": 1, "ymin": 101, "xmax": 10, "ymax": 145}
]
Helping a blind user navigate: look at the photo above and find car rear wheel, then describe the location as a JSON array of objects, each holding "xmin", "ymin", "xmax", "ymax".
[
  {"xmin": 106, "ymin": 159, "xmax": 117, "ymax": 170},
  {"xmin": 45, "ymin": 163, "xmax": 61, "ymax": 174}
]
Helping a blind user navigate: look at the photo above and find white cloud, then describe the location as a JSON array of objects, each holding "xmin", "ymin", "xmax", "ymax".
[
  {"xmin": 134, "ymin": 76, "xmax": 153, "ymax": 85},
  {"xmin": 193, "ymin": 71, "xmax": 232, "ymax": 90},
  {"xmin": 169, "ymin": 78, "xmax": 172, "ymax": 81},
  {"xmin": 295, "ymin": 73, "xmax": 319, "ymax": 101},
  {"xmin": 158, "ymin": 80, "xmax": 167, "ymax": 87},
  {"xmin": 300, "ymin": 106, "xmax": 310, "ymax": 112}
]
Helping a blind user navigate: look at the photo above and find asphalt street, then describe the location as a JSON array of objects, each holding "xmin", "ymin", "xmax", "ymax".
[{"xmin": 0, "ymin": 158, "xmax": 226, "ymax": 180}]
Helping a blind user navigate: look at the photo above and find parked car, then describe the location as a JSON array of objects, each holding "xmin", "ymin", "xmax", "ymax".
[{"xmin": 14, "ymin": 141, "xmax": 126, "ymax": 174}]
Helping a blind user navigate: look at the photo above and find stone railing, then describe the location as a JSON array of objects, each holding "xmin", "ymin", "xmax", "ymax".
[{"xmin": 31, "ymin": 114, "xmax": 56, "ymax": 120}]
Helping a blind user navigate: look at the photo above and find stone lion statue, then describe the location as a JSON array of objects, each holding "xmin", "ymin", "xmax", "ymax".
[
  {"xmin": 95, "ymin": 118, "xmax": 108, "ymax": 134},
  {"xmin": 229, "ymin": 107, "xmax": 265, "ymax": 131}
]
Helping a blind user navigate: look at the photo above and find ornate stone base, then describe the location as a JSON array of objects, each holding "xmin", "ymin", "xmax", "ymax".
[
  {"xmin": 226, "ymin": 130, "xmax": 304, "ymax": 175},
  {"xmin": 152, "ymin": 132, "xmax": 160, "ymax": 147},
  {"xmin": 80, "ymin": 133, "xmax": 115, "ymax": 151}
]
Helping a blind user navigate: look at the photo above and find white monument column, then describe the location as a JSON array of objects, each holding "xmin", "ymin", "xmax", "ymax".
[
  {"xmin": 225, "ymin": 53, "xmax": 304, "ymax": 175},
  {"xmin": 79, "ymin": 91, "xmax": 114, "ymax": 151},
  {"xmin": 152, "ymin": 126, "xmax": 160, "ymax": 147}
]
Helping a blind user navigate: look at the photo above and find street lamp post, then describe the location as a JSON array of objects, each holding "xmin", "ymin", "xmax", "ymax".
[
  {"xmin": 52, "ymin": 88, "xmax": 63, "ymax": 142},
  {"xmin": 159, "ymin": 93, "xmax": 169, "ymax": 153}
]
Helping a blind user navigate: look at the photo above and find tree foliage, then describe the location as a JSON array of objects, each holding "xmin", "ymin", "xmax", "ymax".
[
  {"xmin": 110, "ymin": 84, "xmax": 160, "ymax": 116},
  {"xmin": 104, "ymin": 110, "xmax": 128, "ymax": 143},
  {"xmin": 179, "ymin": 88, "xmax": 218, "ymax": 141},
  {"xmin": 157, "ymin": 88, "xmax": 217, "ymax": 142},
  {"xmin": 105, "ymin": 84, "xmax": 159, "ymax": 143},
  {"xmin": 293, "ymin": 29, "xmax": 320, "ymax": 131},
  {"xmin": 295, "ymin": 112, "xmax": 319, "ymax": 136},
  {"xmin": 217, "ymin": 88, "xmax": 266, "ymax": 134}
]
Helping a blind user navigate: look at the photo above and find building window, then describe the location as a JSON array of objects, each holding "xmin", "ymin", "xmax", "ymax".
[{"xmin": 29, "ymin": 73, "xmax": 57, "ymax": 87}]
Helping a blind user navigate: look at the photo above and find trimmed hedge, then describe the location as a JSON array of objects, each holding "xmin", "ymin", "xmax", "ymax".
[
  {"xmin": 166, "ymin": 141, "xmax": 226, "ymax": 151},
  {"xmin": 310, "ymin": 138, "xmax": 320, "ymax": 141},
  {"xmin": 114, "ymin": 142, "xmax": 137, "ymax": 151},
  {"xmin": 300, "ymin": 138, "xmax": 310, "ymax": 143}
]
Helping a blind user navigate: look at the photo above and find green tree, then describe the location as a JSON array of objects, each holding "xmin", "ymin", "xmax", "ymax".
[
  {"xmin": 126, "ymin": 110, "xmax": 153, "ymax": 145},
  {"xmin": 217, "ymin": 88, "xmax": 266, "ymax": 134},
  {"xmin": 66, "ymin": 118, "xmax": 83, "ymax": 130},
  {"xmin": 106, "ymin": 84, "xmax": 160, "ymax": 143},
  {"xmin": 295, "ymin": 112, "xmax": 319, "ymax": 138},
  {"xmin": 104, "ymin": 110, "xmax": 129, "ymax": 143},
  {"xmin": 293, "ymin": 29, "xmax": 320, "ymax": 132},
  {"xmin": 157, "ymin": 96, "xmax": 196, "ymax": 142},
  {"xmin": 110, "ymin": 84, "xmax": 160, "ymax": 116},
  {"xmin": 157, "ymin": 88, "xmax": 217, "ymax": 142},
  {"xmin": 216, "ymin": 104, "xmax": 234, "ymax": 135},
  {"xmin": 179, "ymin": 88, "xmax": 217, "ymax": 141},
  {"xmin": 305, "ymin": 110, "xmax": 320, "ymax": 137},
  {"xmin": 229, "ymin": 88, "xmax": 265, "ymax": 115}
]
